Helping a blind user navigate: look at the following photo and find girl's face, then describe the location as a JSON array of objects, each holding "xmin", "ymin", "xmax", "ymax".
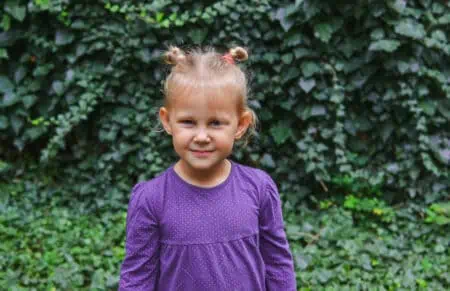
[{"xmin": 159, "ymin": 93, "xmax": 251, "ymax": 181}]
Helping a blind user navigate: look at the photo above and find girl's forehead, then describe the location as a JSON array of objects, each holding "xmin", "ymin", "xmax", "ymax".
[
  {"xmin": 171, "ymin": 93, "xmax": 238, "ymax": 113},
  {"xmin": 169, "ymin": 79, "xmax": 241, "ymax": 106}
]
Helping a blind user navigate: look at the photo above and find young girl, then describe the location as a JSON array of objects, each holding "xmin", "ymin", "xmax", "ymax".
[{"xmin": 119, "ymin": 46, "xmax": 297, "ymax": 290}]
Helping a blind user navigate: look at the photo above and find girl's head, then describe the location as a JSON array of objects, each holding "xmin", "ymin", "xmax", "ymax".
[{"xmin": 159, "ymin": 46, "xmax": 258, "ymax": 172}]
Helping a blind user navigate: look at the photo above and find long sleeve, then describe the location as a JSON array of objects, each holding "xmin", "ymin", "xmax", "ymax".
[
  {"xmin": 119, "ymin": 182, "xmax": 160, "ymax": 290},
  {"xmin": 259, "ymin": 176, "xmax": 297, "ymax": 291}
]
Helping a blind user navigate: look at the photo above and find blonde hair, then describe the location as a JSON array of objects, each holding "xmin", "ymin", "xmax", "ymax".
[{"xmin": 161, "ymin": 45, "xmax": 258, "ymax": 146}]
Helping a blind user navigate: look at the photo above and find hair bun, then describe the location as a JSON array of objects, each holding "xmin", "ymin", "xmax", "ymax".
[
  {"xmin": 164, "ymin": 46, "xmax": 186, "ymax": 65},
  {"xmin": 229, "ymin": 47, "xmax": 248, "ymax": 62}
]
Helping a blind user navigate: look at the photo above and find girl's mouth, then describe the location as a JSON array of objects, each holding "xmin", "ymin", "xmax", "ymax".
[{"xmin": 191, "ymin": 150, "xmax": 214, "ymax": 157}]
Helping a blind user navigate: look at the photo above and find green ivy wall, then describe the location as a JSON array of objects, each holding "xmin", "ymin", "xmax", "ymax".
[{"xmin": 1, "ymin": 0, "xmax": 449, "ymax": 289}]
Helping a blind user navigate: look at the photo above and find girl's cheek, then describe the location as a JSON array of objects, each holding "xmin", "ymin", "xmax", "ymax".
[{"xmin": 174, "ymin": 130, "xmax": 193, "ymax": 139}]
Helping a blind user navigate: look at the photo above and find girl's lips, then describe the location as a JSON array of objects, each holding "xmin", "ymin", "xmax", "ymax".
[{"xmin": 191, "ymin": 150, "xmax": 213, "ymax": 157}]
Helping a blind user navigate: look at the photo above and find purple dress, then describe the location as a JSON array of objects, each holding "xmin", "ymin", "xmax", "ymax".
[{"xmin": 119, "ymin": 160, "xmax": 297, "ymax": 290}]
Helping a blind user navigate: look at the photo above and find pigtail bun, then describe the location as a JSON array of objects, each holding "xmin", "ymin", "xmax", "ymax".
[
  {"xmin": 164, "ymin": 46, "xmax": 186, "ymax": 65},
  {"xmin": 229, "ymin": 47, "xmax": 248, "ymax": 62}
]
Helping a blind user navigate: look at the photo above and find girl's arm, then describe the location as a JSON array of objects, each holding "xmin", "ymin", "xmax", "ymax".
[
  {"xmin": 259, "ymin": 176, "xmax": 297, "ymax": 291},
  {"xmin": 119, "ymin": 182, "xmax": 160, "ymax": 290}
]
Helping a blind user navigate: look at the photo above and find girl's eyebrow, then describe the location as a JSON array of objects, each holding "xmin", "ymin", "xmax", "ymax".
[
  {"xmin": 176, "ymin": 113, "xmax": 231, "ymax": 120},
  {"xmin": 209, "ymin": 112, "xmax": 232, "ymax": 118},
  {"xmin": 175, "ymin": 114, "xmax": 194, "ymax": 119}
]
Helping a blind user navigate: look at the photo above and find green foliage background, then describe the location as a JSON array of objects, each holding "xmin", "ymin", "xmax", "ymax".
[{"xmin": 1, "ymin": 0, "xmax": 449, "ymax": 290}]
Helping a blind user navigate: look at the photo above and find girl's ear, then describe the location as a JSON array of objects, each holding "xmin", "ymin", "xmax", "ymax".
[
  {"xmin": 159, "ymin": 107, "xmax": 172, "ymax": 135},
  {"xmin": 235, "ymin": 111, "xmax": 252, "ymax": 140}
]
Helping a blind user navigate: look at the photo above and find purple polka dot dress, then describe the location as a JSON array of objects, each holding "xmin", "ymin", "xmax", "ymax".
[{"xmin": 119, "ymin": 160, "xmax": 297, "ymax": 290}]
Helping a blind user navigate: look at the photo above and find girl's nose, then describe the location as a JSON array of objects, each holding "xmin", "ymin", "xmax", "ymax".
[{"xmin": 193, "ymin": 129, "xmax": 211, "ymax": 143}]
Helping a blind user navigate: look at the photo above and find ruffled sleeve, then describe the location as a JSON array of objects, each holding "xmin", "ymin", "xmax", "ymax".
[
  {"xmin": 119, "ymin": 182, "xmax": 160, "ymax": 290},
  {"xmin": 259, "ymin": 175, "xmax": 297, "ymax": 291}
]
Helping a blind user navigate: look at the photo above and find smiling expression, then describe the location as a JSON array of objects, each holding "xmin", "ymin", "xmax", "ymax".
[{"xmin": 159, "ymin": 93, "xmax": 251, "ymax": 184}]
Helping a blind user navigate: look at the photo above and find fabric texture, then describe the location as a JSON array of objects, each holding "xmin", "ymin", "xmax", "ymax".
[{"xmin": 119, "ymin": 159, "xmax": 297, "ymax": 291}]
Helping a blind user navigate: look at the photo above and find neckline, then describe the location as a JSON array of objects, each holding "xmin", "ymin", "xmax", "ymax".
[{"xmin": 170, "ymin": 159, "xmax": 235, "ymax": 193}]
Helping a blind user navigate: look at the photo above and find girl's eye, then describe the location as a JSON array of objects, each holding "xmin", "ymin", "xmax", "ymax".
[
  {"xmin": 180, "ymin": 120, "xmax": 194, "ymax": 125},
  {"xmin": 210, "ymin": 120, "xmax": 221, "ymax": 126}
]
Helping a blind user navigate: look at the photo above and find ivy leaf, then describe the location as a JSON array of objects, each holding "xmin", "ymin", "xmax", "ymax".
[
  {"xmin": 71, "ymin": 19, "xmax": 87, "ymax": 30},
  {"xmin": 33, "ymin": 64, "xmax": 54, "ymax": 77},
  {"xmin": 311, "ymin": 104, "xmax": 326, "ymax": 117},
  {"xmin": 0, "ymin": 48, "xmax": 7, "ymax": 59},
  {"xmin": 14, "ymin": 66, "xmax": 26, "ymax": 84},
  {"xmin": 10, "ymin": 115, "xmax": 23, "ymax": 135},
  {"xmin": 2, "ymin": 92, "xmax": 20, "ymax": 107},
  {"xmin": 435, "ymin": 217, "xmax": 450, "ymax": 225},
  {"xmin": 188, "ymin": 28, "xmax": 208, "ymax": 44},
  {"xmin": 388, "ymin": 0, "xmax": 406, "ymax": 14},
  {"xmin": 263, "ymin": 53, "xmax": 278, "ymax": 64},
  {"xmin": 314, "ymin": 19, "xmax": 343, "ymax": 43},
  {"xmin": 419, "ymin": 101, "xmax": 437, "ymax": 116},
  {"xmin": 281, "ymin": 53, "xmax": 293, "ymax": 64},
  {"xmin": 1, "ymin": 15, "xmax": 11, "ymax": 31},
  {"xmin": 270, "ymin": 123, "xmax": 292, "ymax": 145},
  {"xmin": 156, "ymin": 12, "xmax": 164, "ymax": 23},
  {"xmin": 294, "ymin": 48, "xmax": 317, "ymax": 59},
  {"xmin": 0, "ymin": 30, "xmax": 20, "ymax": 47},
  {"xmin": 360, "ymin": 254, "xmax": 373, "ymax": 271},
  {"xmin": 317, "ymin": 269, "xmax": 333, "ymax": 283},
  {"xmin": 301, "ymin": 61, "xmax": 321, "ymax": 78},
  {"xmin": 260, "ymin": 153, "xmax": 276, "ymax": 168},
  {"xmin": 0, "ymin": 116, "xmax": 8, "ymax": 129},
  {"xmin": 370, "ymin": 28, "xmax": 385, "ymax": 40},
  {"xmin": 52, "ymin": 81, "xmax": 65, "ymax": 96},
  {"xmin": 35, "ymin": 0, "xmax": 50, "ymax": 10},
  {"xmin": 280, "ymin": 99, "xmax": 296, "ymax": 110},
  {"xmin": 136, "ymin": 48, "xmax": 152, "ymax": 64},
  {"xmin": 369, "ymin": 39, "xmax": 401, "ymax": 52},
  {"xmin": 433, "ymin": 148, "xmax": 450, "ymax": 166},
  {"xmin": 437, "ymin": 99, "xmax": 450, "ymax": 120},
  {"xmin": 295, "ymin": 105, "xmax": 311, "ymax": 121},
  {"xmin": 22, "ymin": 95, "xmax": 37, "ymax": 108},
  {"xmin": 431, "ymin": 30, "xmax": 446, "ymax": 43},
  {"xmin": 299, "ymin": 78, "xmax": 316, "ymax": 93},
  {"xmin": 437, "ymin": 13, "xmax": 450, "ymax": 25},
  {"xmin": 24, "ymin": 126, "xmax": 46, "ymax": 141},
  {"xmin": 55, "ymin": 30, "xmax": 75, "ymax": 46},
  {"xmin": 344, "ymin": 119, "xmax": 357, "ymax": 135},
  {"xmin": 380, "ymin": 122, "xmax": 394, "ymax": 143},
  {"xmin": 0, "ymin": 76, "xmax": 14, "ymax": 94},
  {"xmin": 394, "ymin": 18, "xmax": 426, "ymax": 39},
  {"xmin": 430, "ymin": 136, "xmax": 450, "ymax": 166},
  {"xmin": 314, "ymin": 22, "xmax": 333, "ymax": 43},
  {"xmin": 354, "ymin": 116, "xmax": 372, "ymax": 131},
  {"xmin": 4, "ymin": 1, "xmax": 27, "ymax": 22},
  {"xmin": 294, "ymin": 253, "xmax": 311, "ymax": 270},
  {"xmin": 285, "ymin": 67, "xmax": 300, "ymax": 81},
  {"xmin": 275, "ymin": 7, "xmax": 295, "ymax": 32}
]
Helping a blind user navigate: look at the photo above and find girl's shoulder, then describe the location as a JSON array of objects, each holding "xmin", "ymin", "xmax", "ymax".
[
  {"xmin": 232, "ymin": 160, "xmax": 276, "ymax": 191},
  {"xmin": 128, "ymin": 167, "xmax": 172, "ymax": 216},
  {"xmin": 232, "ymin": 161, "xmax": 280, "ymax": 207},
  {"xmin": 233, "ymin": 160, "xmax": 274, "ymax": 181}
]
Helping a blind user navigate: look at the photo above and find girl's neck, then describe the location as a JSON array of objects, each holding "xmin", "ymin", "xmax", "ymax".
[{"xmin": 174, "ymin": 159, "xmax": 231, "ymax": 188}]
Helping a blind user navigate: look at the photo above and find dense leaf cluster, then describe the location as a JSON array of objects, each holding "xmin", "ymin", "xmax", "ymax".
[
  {"xmin": 1, "ymin": 0, "xmax": 449, "ymax": 206},
  {"xmin": 2, "ymin": 173, "xmax": 449, "ymax": 290},
  {"xmin": 1, "ymin": 0, "xmax": 449, "ymax": 289}
]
